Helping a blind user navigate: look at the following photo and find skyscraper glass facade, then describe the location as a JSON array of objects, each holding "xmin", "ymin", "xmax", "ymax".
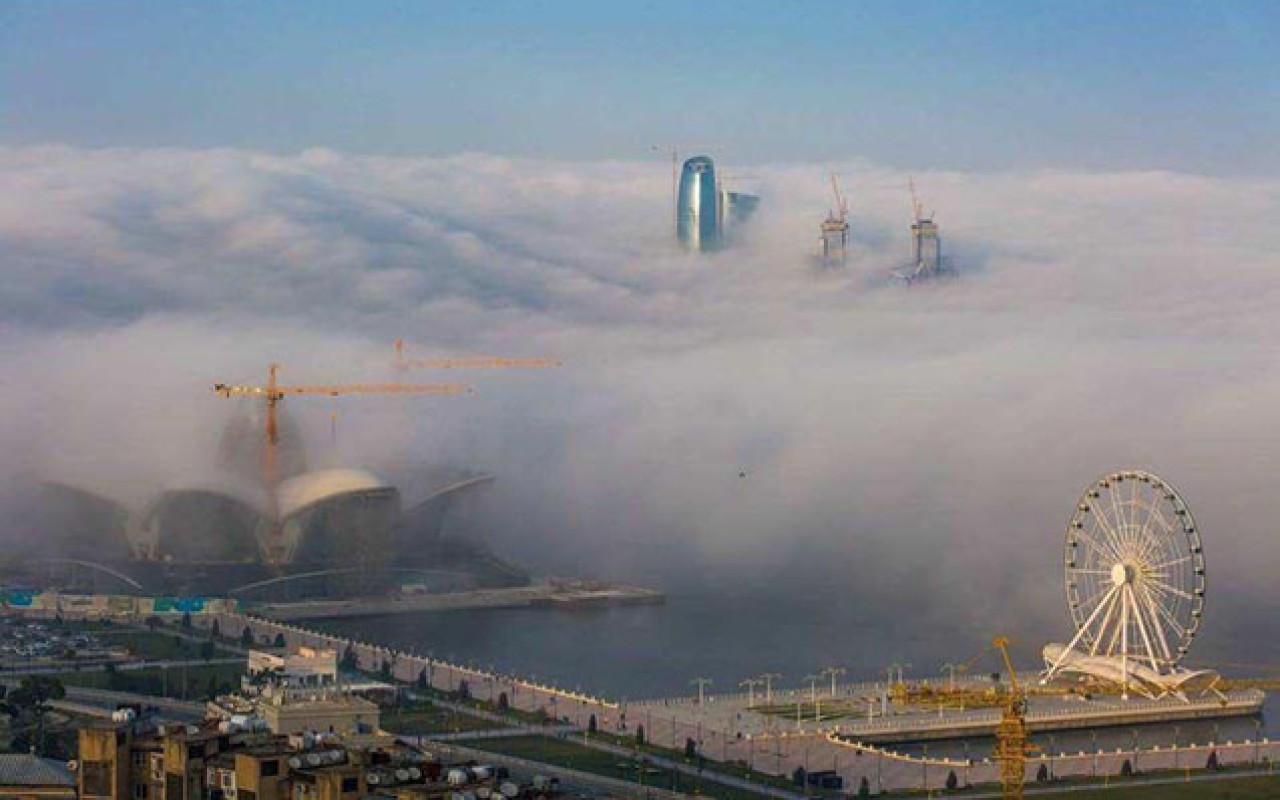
[{"xmin": 677, "ymin": 155, "xmax": 720, "ymax": 251}]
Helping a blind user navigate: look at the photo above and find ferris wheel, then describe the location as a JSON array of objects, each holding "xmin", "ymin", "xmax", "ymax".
[{"xmin": 1058, "ymin": 470, "xmax": 1206, "ymax": 675}]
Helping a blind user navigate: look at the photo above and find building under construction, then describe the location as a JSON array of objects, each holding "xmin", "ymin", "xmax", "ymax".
[
  {"xmin": 6, "ymin": 350, "xmax": 556, "ymax": 602},
  {"xmin": 819, "ymin": 172, "xmax": 850, "ymax": 268},
  {"xmin": 897, "ymin": 179, "xmax": 952, "ymax": 283}
]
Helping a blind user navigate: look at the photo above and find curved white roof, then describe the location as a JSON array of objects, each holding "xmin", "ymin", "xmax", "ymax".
[
  {"xmin": 403, "ymin": 473, "xmax": 495, "ymax": 513},
  {"xmin": 276, "ymin": 468, "xmax": 394, "ymax": 520},
  {"xmin": 1042, "ymin": 644, "xmax": 1219, "ymax": 697}
]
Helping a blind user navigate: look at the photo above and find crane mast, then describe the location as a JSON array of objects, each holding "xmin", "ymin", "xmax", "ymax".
[{"xmin": 992, "ymin": 636, "xmax": 1032, "ymax": 800}]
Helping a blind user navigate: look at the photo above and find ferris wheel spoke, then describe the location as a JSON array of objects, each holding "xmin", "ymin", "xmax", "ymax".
[
  {"xmin": 1149, "ymin": 555, "xmax": 1191, "ymax": 570},
  {"xmin": 1145, "ymin": 589, "xmax": 1189, "ymax": 655},
  {"xmin": 1146, "ymin": 577, "xmax": 1196, "ymax": 603},
  {"xmin": 1134, "ymin": 497, "xmax": 1166, "ymax": 562},
  {"xmin": 1136, "ymin": 584, "xmax": 1177, "ymax": 664},
  {"xmin": 1128, "ymin": 480, "xmax": 1144, "ymax": 543},
  {"xmin": 1087, "ymin": 586, "xmax": 1123, "ymax": 656},
  {"xmin": 1074, "ymin": 581, "xmax": 1114, "ymax": 620},
  {"xmin": 1105, "ymin": 488, "xmax": 1131, "ymax": 554},
  {"xmin": 1126, "ymin": 585, "xmax": 1163, "ymax": 670},
  {"xmin": 1076, "ymin": 516, "xmax": 1124, "ymax": 563}
]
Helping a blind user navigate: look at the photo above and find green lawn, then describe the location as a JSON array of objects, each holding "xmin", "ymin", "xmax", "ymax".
[
  {"xmin": 55, "ymin": 663, "xmax": 244, "ymax": 701},
  {"xmin": 95, "ymin": 629, "xmax": 206, "ymax": 660},
  {"xmin": 581, "ymin": 731, "xmax": 807, "ymax": 795},
  {"xmin": 380, "ymin": 702, "xmax": 508, "ymax": 735},
  {"xmin": 1024, "ymin": 773, "xmax": 1280, "ymax": 798},
  {"xmin": 468, "ymin": 735, "xmax": 781, "ymax": 800}
]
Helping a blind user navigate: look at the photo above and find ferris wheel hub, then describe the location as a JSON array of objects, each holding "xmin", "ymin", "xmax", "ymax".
[{"xmin": 1111, "ymin": 563, "xmax": 1136, "ymax": 586}]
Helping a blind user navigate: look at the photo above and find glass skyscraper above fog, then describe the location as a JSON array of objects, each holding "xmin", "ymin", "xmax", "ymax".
[
  {"xmin": 676, "ymin": 155, "xmax": 759, "ymax": 252},
  {"xmin": 677, "ymin": 155, "xmax": 721, "ymax": 251}
]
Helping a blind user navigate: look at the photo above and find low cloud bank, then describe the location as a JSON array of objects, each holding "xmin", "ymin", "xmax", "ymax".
[{"xmin": 1, "ymin": 145, "xmax": 1278, "ymax": 656}]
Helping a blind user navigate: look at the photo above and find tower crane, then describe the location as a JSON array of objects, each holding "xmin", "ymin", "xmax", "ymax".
[
  {"xmin": 393, "ymin": 339, "xmax": 560, "ymax": 371},
  {"xmin": 213, "ymin": 362, "xmax": 471, "ymax": 563},
  {"xmin": 829, "ymin": 172, "xmax": 848, "ymax": 221},
  {"xmin": 993, "ymin": 636, "xmax": 1035, "ymax": 800}
]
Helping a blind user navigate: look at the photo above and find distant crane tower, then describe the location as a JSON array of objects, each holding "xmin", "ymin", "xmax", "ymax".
[
  {"xmin": 393, "ymin": 339, "xmax": 560, "ymax": 371},
  {"xmin": 820, "ymin": 172, "xmax": 850, "ymax": 267},
  {"xmin": 907, "ymin": 178, "xmax": 943, "ymax": 280},
  {"xmin": 213, "ymin": 363, "xmax": 471, "ymax": 564}
]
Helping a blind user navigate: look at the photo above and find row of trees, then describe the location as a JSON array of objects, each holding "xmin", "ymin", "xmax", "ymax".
[{"xmin": 1, "ymin": 676, "xmax": 68, "ymax": 758}]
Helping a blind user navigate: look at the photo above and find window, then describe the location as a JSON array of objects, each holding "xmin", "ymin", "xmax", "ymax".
[
  {"xmin": 82, "ymin": 762, "xmax": 111, "ymax": 797},
  {"xmin": 341, "ymin": 777, "xmax": 358, "ymax": 792},
  {"xmin": 260, "ymin": 760, "xmax": 279, "ymax": 777},
  {"xmin": 134, "ymin": 782, "xmax": 150, "ymax": 799},
  {"xmin": 133, "ymin": 751, "xmax": 148, "ymax": 767}
]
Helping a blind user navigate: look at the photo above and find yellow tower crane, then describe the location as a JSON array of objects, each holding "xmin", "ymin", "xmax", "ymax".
[
  {"xmin": 393, "ymin": 339, "xmax": 561, "ymax": 371},
  {"xmin": 992, "ymin": 636, "xmax": 1035, "ymax": 800},
  {"xmin": 213, "ymin": 362, "xmax": 471, "ymax": 564}
]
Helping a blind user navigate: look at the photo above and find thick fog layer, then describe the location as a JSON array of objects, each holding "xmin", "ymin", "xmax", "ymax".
[{"xmin": 1, "ymin": 146, "xmax": 1278, "ymax": 658}]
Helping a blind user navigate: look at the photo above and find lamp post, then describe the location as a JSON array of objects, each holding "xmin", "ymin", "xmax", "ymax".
[
  {"xmin": 740, "ymin": 677, "xmax": 763, "ymax": 709},
  {"xmin": 940, "ymin": 662, "xmax": 961, "ymax": 693},
  {"xmin": 691, "ymin": 677, "xmax": 712, "ymax": 706},
  {"xmin": 760, "ymin": 673, "xmax": 782, "ymax": 704},
  {"xmin": 1131, "ymin": 729, "xmax": 1140, "ymax": 774},
  {"xmin": 1172, "ymin": 725, "xmax": 1181, "ymax": 771},
  {"xmin": 821, "ymin": 666, "xmax": 846, "ymax": 697}
]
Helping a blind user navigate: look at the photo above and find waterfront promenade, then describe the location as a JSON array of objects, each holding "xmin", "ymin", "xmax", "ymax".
[{"xmin": 201, "ymin": 611, "xmax": 1279, "ymax": 792}]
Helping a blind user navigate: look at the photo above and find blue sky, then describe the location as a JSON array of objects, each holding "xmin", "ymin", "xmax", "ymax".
[{"xmin": 3, "ymin": 1, "xmax": 1278, "ymax": 173}]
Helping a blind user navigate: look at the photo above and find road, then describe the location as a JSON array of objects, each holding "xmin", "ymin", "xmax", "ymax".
[{"xmin": 3, "ymin": 656, "xmax": 244, "ymax": 676}]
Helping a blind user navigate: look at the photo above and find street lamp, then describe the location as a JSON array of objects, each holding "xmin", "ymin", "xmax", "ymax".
[
  {"xmin": 820, "ymin": 666, "xmax": 846, "ymax": 697},
  {"xmin": 740, "ymin": 677, "xmax": 764, "ymax": 709},
  {"xmin": 691, "ymin": 677, "xmax": 712, "ymax": 706},
  {"xmin": 760, "ymin": 673, "xmax": 782, "ymax": 704},
  {"xmin": 940, "ymin": 662, "xmax": 961, "ymax": 693}
]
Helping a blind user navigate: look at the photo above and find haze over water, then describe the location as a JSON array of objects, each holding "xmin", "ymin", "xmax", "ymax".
[{"xmin": 315, "ymin": 562, "xmax": 1279, "ymax": 746}]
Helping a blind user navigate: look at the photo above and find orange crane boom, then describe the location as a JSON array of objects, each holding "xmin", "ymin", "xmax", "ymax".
[
  {"xmin": 213, "ymin": 362, "xmax": 471, "ymax": 564},
  {"xmin": 394, "ymin": 339, "xmax": 561, "ymax": 371}
]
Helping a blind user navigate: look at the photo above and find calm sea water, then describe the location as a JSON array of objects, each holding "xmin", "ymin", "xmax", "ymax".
[{"xmin": 312, "ymin": 572, "xmax": 1276, "ymax": 750}]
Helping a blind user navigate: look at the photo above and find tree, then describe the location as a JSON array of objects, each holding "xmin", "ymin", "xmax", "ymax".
[
  {"xmin": 947, "ymin": 769, "xmax": 959, "ymax": 789},
  {"xmin": 103, "ymin": 661, "xmax": 122, "ymax": 691},
  {"xmin": 341, "ymin": 644, "xmax": 359, "ymax": 671},
  {"xmin": 241, "ymin": 626, "xmax": 255, "ymax": 647},
  {"xmin": 1207, "ymin": 750, "xmax": 1220, "ymax": 770},
  {"xmin": 588, "ymin": 714, "xmax": 598, "ymax": 734},
  {"xmin": 381, "ymin": 659, "xmax": 393, "ymax": 679},
  {"xmin": 857, "ymin": 776, "xmax": 870, "ymax": 798},
  {"xmin": 199, "ymin": 640, "xmax": 216, "ymax": 661},
  {"xmin": 498, "ymin": 691, "xmax": 509, "ymax": 710},
  {"xmin": 273, "ymin": 632, "xmax": 286, "ymax": 648},
  {"xmin": 457, "ymin": 679, "xmax": 471, "ymax": 699},
  {"xmin": 209, "ymin": 619, "xmax": 221, "ymax": 639},
  {"xmin": 1, "ymin": 676, "xmax": 66, "ymax": 756},
  {"xmin": 792, "ymin": 767, "xmax": 807, "ymax": 787},
  {"xmin": 181, "ymin": 612, "xmax": 192, "ymax": 629},
  {"xmin": 1120, "ymin": 759, "xmax": 1133, "ymax": 777},
  {"xmin": 1036, "ymin": 763, "xmax": 1049, "ymax": 783},
  {"xmin": 417, "ymin": 669, "xmax": 428, "ymax": 689},
  {"xmin": 685, "ymin": 738, "xmax": 698, "ymax": 760},
  {"xmin": 635, "ymin": 725, "xmax": 646, "ymax": 745}
]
